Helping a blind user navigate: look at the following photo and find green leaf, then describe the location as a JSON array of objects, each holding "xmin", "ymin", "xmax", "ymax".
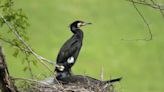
[
  {"xmin": 13, "ymin": 49, "xmax": 19, "ymax": 57},
  {"xmin": 32, "ymin": 60, "xmax": 38, "ymax": 66},
  {"xmin": 23, "ymin": 66, "xmax": 28, "ymax": 71}
]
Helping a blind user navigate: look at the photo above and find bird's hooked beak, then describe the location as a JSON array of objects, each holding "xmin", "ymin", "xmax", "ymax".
[
  {"xmin": 81, "ymin": 22, "xmax": 92, "ymax": 26},
  {"xmin": 78, "ymin": 22, "xmax": 92, "ymax": 28}
]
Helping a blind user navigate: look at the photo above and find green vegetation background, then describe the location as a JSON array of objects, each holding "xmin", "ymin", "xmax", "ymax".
[{"xmin": 3, "ymin": 0, "xmax": 164, "ymax": 92}]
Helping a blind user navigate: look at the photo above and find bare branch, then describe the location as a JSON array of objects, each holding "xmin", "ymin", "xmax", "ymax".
[
  {"xmin": 150, "ymin": 0, "xmax": 164, "ymax": 18},
  {"xmin": 123, "ymin": 0, "xmax": 154, "ymax": 41},
  {"xmin": 126, "ymin": 0, "xmax": 164, "ymax": 10},
  {"xmin": 100, "ymin": 66, "xmax": 104, "ymax": 81},
  {"xmin": 132, "ymin": 1, "xmax": 153, "ymax": 41},
  {"xmin": 127, "ymin": 0, "xmax": 164, "ymax": 18},
  {"xmin": 12, "ymin": 77, "xmax": 54, "ymax": 87}
]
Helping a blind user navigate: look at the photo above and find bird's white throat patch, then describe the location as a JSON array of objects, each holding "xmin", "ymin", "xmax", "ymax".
[
  {"xmin": 67, "ymin": 56, "xmax": 74, "ymax": 63},
  {"xmin": 77, "ymin": 22, "xmax": 82, "ymax": 28}
]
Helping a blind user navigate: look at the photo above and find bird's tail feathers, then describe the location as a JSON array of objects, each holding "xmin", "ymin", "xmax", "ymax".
[{"xmin": 105, "ymin": 77, "xmax": 122, "ymax": 84}]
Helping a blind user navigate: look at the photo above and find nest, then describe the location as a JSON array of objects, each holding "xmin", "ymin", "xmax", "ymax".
[
  {"xmin": 0, "ymin": 46, "xmax": 121, "ymax": 92},
  {"xmin": 17, "ymin": 75, "xmax": 120, "ymax": 92}
]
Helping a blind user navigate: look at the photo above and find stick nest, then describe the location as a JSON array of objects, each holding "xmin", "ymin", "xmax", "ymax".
[{"xmin": 17, "ymin": 75, "xmax": 119, "ymax": 92}]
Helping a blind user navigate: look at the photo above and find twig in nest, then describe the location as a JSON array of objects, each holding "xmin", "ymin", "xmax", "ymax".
[
  {"xmin": 12, "ymin": 77, "xmax": 54, "ymax": 88},
  {"xmin": 100, "ymin": 66, "xmax": 104, "ymax": 81}
]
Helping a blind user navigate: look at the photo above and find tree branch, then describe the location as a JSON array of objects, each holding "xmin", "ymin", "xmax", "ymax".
[
  {"xmin": 123, "ymin": 0, "xmax": 154, "ymax": 41},
  {"xmin": 0, "ymin": 46, "xmax": 18, "ymax": 92},
  {"xmin": 0, "ymin": 37, "xmax": 30, "ymax": 53},
  {"xmin": 150, "ymin": 0, "xmax": 164, "ymax": 18},
  {"xmin": 0, "ymin": 13, "xmax": 54, "ymax": 65},
  {"xmin": 0, "ymin": 13, "xmax": 56, "ymax": 74},
  {"xmin": 127, "ymin": 0, "xmax": 164, "ymax": 18},
  {"xmin": 126, "ymin": 0, "xmax": 164, "ymax": 10},
  {"xmin": 132, "ymin": 1, "xmax": 153, "ymax": 41},
  {"xmin": 12, "ymin": 77, "xmax": 54, "ymax": 88}
]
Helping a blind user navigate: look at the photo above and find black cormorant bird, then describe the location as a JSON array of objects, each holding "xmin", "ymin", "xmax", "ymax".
[{"xmin": 55, "ymin": 20, "xmax": 91, "ymax": 80}]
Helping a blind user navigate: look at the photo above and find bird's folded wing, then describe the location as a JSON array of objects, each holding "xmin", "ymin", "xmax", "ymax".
[{"xmin": 57, "ymin": 40, "xmax": 79, "ymax": 63}]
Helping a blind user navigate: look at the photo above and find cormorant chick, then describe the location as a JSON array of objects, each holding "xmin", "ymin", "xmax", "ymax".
[{"xmin": 55, "ymin": 20, "xmax": 91, "ymax": 81}]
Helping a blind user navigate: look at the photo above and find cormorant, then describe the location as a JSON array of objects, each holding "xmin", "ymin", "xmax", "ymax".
[{"xmin": 55, "ymin": 20, "xmax": 91, "ymax": 80}]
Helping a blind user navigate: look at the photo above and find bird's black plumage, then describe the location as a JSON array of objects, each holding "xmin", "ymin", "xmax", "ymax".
[{"xmin": 55, "ymin": 20, "xmax": 91, "ymax": 80}]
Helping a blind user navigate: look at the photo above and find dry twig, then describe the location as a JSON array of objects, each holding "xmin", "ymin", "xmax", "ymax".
[
  {"xmin": 132, "ymin": 1, "xmax": 153, "ymax": 41},
  {"xmin": 125, "ymin": 0, "xmax": 164, "ymax": 41}
]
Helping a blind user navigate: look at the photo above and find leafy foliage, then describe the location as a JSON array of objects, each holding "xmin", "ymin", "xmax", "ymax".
[{"xmin": 0, "ymin": 0, "xmax": 35, "ymax": 77}]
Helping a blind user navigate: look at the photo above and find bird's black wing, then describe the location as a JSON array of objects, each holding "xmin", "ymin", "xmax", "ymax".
[{"xmin": 56, "ymin": 38, "xmax": 81, "ymax": 64}]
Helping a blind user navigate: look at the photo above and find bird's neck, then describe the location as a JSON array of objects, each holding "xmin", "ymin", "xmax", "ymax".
[{"xmin": 71, "ymin": 27, "xmax": 83, "ymax": 39}]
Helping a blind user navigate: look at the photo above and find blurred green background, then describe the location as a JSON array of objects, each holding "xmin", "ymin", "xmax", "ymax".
[{"xmin": 2, "ymin": 0, "xmax": 164, "ymax": 92}]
